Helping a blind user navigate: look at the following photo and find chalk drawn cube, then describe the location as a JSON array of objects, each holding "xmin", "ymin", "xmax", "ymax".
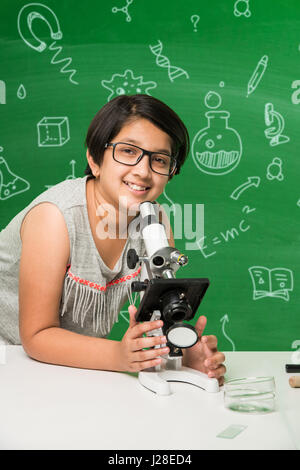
[{"xmin": 37, "ymin": 116, "xmax": 70, "ymax": 147}]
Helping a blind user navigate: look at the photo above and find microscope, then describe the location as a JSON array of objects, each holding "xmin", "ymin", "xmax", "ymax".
[
  {"xmin": 127, "ymin": 201, "xmax": 219, "ymax": 396},
  {"xmin": 264, "ymin": 102, "xmax": 289, "ymax": 146}
]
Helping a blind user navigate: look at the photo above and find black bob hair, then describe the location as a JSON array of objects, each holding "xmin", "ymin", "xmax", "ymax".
[{"xmin": 84, "ymin": 94, "xmax": 190, "ymax": 179}]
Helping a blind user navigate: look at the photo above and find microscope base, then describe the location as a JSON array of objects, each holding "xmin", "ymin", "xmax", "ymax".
[{"xmin": 138, "ymin": 365, "xmax": 219, "ymax": 396}]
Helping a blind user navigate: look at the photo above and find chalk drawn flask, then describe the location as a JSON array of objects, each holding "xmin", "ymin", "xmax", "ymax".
[
  {"xmin": 0, "ymin": 153, "xmax": 30, "ymax": 200},
  {"xmin": 192, "ymin": 110, "xmax": 242, "ymax": 175}
]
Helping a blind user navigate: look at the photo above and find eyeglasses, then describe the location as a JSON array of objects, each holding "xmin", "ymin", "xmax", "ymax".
[{"xmin": 105, "ymin": 142, "xmax": 177, "ymax": 176}]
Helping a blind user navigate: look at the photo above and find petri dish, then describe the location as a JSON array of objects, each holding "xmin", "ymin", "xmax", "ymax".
[{"xmin": 224, "ymin": 376, "xmax": 276, "ymax": 413}]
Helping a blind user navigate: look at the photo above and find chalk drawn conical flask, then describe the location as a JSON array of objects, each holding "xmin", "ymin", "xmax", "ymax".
[
  {"xmin": 0, "ymin": 156, "xmax": 30, "ymax": 200},
  {"xmin": 192, "ymin": 110, "xmax": 242, "ymax": 175}
]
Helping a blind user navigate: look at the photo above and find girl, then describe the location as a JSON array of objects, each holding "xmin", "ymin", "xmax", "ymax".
[{"xmin": 0, "ymin": 94, "xmax": 225, "ymax": 383}]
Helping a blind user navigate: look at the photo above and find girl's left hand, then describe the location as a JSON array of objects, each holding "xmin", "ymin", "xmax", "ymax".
[{"xmin": 182, "ymin": 315, "xmax": 226, "ymax": 386}]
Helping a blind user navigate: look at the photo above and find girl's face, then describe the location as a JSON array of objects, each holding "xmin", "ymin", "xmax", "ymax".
[{"xmin": 89, "ymin": 118, "xmax": 172, "ymax": 213}]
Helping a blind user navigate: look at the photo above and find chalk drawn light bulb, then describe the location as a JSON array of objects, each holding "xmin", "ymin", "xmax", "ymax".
[
  {"xmin": 191, "ymin": 92, "xmax": 242, "ymax": 175},
  {"xmin": 0, "ymin": 148, "xmax": 30, "ymax": 200}
]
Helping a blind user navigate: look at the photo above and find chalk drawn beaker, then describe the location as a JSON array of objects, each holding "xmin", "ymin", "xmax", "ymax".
[
  {"xmin": 192, "ymin": 110, "xmax": 242, "ymax": 175},
  {"xmin": 0, "ymin": 155, "xmax": 30, "ymax": 200}
]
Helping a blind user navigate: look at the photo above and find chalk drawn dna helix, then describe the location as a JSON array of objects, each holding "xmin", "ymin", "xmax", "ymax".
[{"xmin": 149, "ymin": 40, "xmax": 189, "ymax": 82}]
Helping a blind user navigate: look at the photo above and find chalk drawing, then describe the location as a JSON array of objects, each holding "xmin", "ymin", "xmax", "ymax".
[
  {"xmin": 0, "ymin": 81, "xmax": 6, "ymax": 104},
  {"xmin": 264, "ymin": 103, "xmax": 289, "ymax": 146},
  {"xmin": 17, "ymin": 3, "xmax": 78, "ymax": 85},
  {"xmin": 192, "ymin": 91, "xmax": 242, "ymax": 175},
  {"xmin": 17, "ymin": 84, "xmax": 27, "ymax": 100},
  {"xmin": 230, "ymin": 176, "xmax": 260, "ymax": 200},
  {"xmin": 196, "ymin": 205, "xmax": 255, "ymax": 257},
  {"xmin": 266, "ymin": 157, "xmax": 284, "ymax": 181},
  {"xmin": 234, "ymin": 0, "xmax": 251, "ymax": 17},
  {"xmin": 249, "ymin": 266, "xmax": 294, "ymax": 301},
  {"xmin": 149, "ymin": 40, "xmax": 189, "ymax": 82},
  {"xmin": 0, "ymin": 147, "xmax": 30, "ymax": 200},
  {"xmin": 220, "ymin": 314, "xmax": 236, "ymax": 351},
  {"xmin": 190, "ymin": 15, "xmax": 200, "ymax": 32},
  {"xmin": 37, "ymin": 116, "xmax": 70, "ymax": 147},
  {"xmin": 112, "ymin": 0, "xmax": 134, "ymax": 22},
  {"xmin": 101, "ymin": 69, "xmax": 157, "ymax": 101},
  {"xmin": 66, "ymin": 160, "xmax": 76, "ymax": 180},
  {"xmin": 246, "ymin": 55, "xmax": 268, "ymax": 97}
]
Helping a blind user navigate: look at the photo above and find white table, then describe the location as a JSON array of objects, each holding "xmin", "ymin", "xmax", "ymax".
[{"xmin": 0, "ymin": 347, "xmax": 299, "ymax": 450}]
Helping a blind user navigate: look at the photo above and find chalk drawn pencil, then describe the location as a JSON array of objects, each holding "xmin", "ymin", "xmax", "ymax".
[{"xmin": 246, "ymin": 55, "xmax": 268, "ymax": 97}]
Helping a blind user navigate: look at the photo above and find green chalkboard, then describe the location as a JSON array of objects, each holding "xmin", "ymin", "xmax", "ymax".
[{"xmin": 1, "ymin": 0, "xmax": 300, "ymax": 351}]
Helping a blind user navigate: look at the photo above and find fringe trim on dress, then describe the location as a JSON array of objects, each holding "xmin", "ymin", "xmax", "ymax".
[{"xmin": 61, "ymin": 266, "xmax": 141, "ymax": 335}]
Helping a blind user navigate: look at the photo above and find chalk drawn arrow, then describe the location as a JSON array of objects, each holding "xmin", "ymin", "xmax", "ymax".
[
  {"xmin": 220, "ymin": 314, "xmax": 236, "ymax": 351},
  {"xmin": 66, "ymin": 160, "xmax": 76, "ymax": 180},
  {"xmin": 230, "ymin": 176, "xmax": 261, "ymax": 201}
]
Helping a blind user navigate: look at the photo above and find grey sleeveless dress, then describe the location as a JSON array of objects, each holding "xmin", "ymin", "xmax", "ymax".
[{"xmin": 0, "ymin": 176, "xmax": 145, "ymax": 344}]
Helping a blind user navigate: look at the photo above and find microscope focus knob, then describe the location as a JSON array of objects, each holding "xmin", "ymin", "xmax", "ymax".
[
  {"xmin": 127, "ymin": 248, "xmax": 139, "ymax": 269},
  {"xmin": 131, "ymin": 281, "xmax": 148, "ymax": 292}
]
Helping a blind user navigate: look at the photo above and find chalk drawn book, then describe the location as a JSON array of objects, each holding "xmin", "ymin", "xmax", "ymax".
[{"xmin": 248, "ymin": 266, "xmax": 293, "ymax": 301}]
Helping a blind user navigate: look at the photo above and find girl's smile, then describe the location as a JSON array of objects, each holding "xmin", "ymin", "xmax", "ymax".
[{"xmin": 87, "ymin": 118, "xmax": 173, "ymax": 216}]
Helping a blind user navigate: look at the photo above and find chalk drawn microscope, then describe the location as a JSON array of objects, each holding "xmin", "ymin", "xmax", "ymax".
[{"xmin": 127, "ymin": 201, "xmax": 219, "ymax": 395}]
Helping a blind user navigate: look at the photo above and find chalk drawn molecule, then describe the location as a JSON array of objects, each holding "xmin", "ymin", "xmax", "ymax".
[
  {"xmin": 266, "ymin": 157, "xmax": 284, "ymax": 181},
  {"xmin": 112, "ymin": 0, "xmax": 134, "ymax": 22},
  {"xmin": 234, "ymin": 0, "xmax": 251, "ymax": 17}
]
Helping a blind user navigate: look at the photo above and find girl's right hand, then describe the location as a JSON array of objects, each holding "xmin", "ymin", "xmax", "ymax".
[{"xmin": 118, "ymin": 305, "xmax": 169, "ymax": 372}]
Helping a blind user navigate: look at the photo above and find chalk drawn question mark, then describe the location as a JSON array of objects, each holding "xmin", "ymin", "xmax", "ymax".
[{"xmin": 190, "ymin": 15, "xmax": 200, "ymax": 32}]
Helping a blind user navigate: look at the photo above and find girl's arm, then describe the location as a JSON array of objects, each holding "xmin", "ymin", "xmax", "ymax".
[
  {"xmin": 19, "ymin": 202, "xmax": 123, "ymax": 370},
  {"xmin": 19, "ymin": 203, "xmax": 166, "ymax": 371}
]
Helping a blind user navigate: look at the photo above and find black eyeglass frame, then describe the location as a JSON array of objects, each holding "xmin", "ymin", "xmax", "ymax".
[{"xmin": 105, "ymin": 142, "xmax": 177, "ymax": 176}]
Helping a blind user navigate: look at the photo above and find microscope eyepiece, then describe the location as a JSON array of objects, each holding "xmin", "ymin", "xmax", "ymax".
[{"xmin": 152, "ymin": 256, "xmax": 164, "ymax": 266}]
